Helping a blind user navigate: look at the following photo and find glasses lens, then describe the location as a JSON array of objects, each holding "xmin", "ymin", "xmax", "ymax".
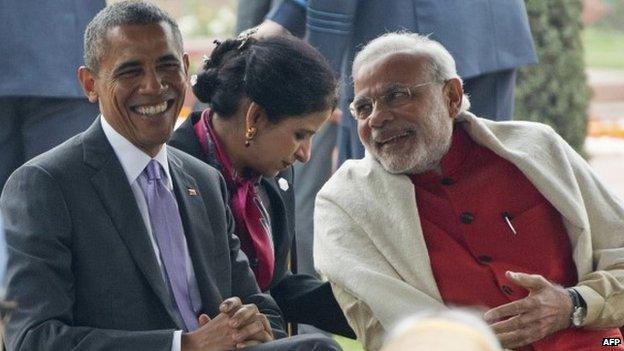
[
  {"xmin": 384, "ymin": 87, "xmax": 411, "ymax": 108},
  {"xmin": 351, "ymin": 98, "xmax": 373, "ymax": 120}
]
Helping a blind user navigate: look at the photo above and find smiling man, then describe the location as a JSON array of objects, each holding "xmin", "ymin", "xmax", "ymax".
[
  {"xmin": 313, "ymin": 32, "xmax": 624, "ymax": 351},
  {"xmin": 0, "ymin": 2, "xmax": 340, "ymax": 351}
]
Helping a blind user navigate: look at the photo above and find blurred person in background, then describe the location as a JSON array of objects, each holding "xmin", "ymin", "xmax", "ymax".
[
  {"xmin": 169, "ymin": 34, "xmax": 354, "ymax": 338},
  {"xmin": 0, "ymin": 1, "xmax": 105, "ymax": 192},
  {"xmin": 381, "ymin": 310, "xmax": 503, "ymax": 351}
]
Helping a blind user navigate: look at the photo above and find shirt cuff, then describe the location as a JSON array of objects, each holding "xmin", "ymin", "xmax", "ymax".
[{"xmin": 172, "ymin": 330, "xmax": 183, "ymax": 351}]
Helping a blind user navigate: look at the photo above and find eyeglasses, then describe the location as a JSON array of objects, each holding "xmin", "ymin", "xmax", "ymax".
[{"xmin": 349, "ymin": 81, "xmax": 440, "ymax": 120}]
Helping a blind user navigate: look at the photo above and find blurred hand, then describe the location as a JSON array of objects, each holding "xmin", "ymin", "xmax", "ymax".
[
  {"xmin": 328, "ymin": 108, "xmax": 342, "ymax": 125},
  {"xmin": 253, "ymin": 20, "xmax": 291, "ymax": 39},
  {"xmin": 484, "ymin": 271, "xmax": 573, "ymax": 349}
]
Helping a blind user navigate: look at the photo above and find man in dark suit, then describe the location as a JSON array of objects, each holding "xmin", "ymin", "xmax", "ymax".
[
  {"xmin": 0, "ymin": 2, "xmax": 340, "ymax": 351},
  {"xmin": 0, "ymin": 0, "xmax": 105, "ymax": 192}
]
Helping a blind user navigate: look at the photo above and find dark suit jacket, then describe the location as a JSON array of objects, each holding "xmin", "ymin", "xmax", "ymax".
[
  {"xmin": 0, "ymin": 0, "xmax": 106, "ymax": 97},
  {"xmin": 169, "ymin": 112, "xmax": 355, "ymax": 338},
  {"xmin": 270, "ymin": 0, "xmax": 537, "ymax": 79},
  {"xmin": 0, "ymin": 119, "xmax": 286, "ymax": 351}
]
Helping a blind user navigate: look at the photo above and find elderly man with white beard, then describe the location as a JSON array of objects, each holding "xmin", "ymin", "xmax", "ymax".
[{"xmin": 313, "ymin": 32, "xmax": 624, "ymax": 351}]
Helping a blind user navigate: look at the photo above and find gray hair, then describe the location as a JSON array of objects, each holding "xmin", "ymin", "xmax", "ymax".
[
  {"xmin": 84, "ymin": 0, "xmax": 183, "ymax": 72},
  {"xmin": 352, "ymin": 32, "xmax": 470, "ymax": 112},
  {"xmin": 384, "ymin": 309, "xmax": 502, "ymax": 351}
]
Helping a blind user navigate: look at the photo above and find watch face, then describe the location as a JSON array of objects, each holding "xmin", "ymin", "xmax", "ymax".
[{"xmin": 572, "ymin": 307, "xmax": 587, "ymax": 327}]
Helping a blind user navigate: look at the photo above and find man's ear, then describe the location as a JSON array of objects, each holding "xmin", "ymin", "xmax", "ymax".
[
  {"xmin": 78, "ymin": 66, "xmax": 99, "ymax": 103},
  {"xmin": 444, "ymin": 78, "xmax": 463, "ymax": 118}
]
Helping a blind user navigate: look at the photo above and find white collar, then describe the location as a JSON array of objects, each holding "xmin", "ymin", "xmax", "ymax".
[{"xmin": 100, "ymin": 116, "xmax": 172, "ymax": 188}]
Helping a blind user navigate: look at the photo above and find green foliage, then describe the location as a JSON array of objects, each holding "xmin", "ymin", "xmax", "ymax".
[
  {"xmin": 335, "ymin": 335, "xmax": 364, "ymax": 351},
  {"xmin": 178, "ymin": 0, "xmax": 236, "ymax": 38},
  {"xmin": 515, "ymin": 0, "xmax": 590, "ymax": 153},
  {"xmin": 583, "ymin": 27, "xmax": 624, "ymax": 69}
]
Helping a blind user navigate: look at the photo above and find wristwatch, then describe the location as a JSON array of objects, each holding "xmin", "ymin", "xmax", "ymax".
[{"xmin": 567, "ymin": 288, "xmax": 587, "ymax": 327}]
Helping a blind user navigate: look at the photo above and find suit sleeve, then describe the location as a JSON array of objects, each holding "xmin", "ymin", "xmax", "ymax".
[
  {"xmin": 270, "ymin": 272, "xmax": 356, "ymax": 338},
  {"xmin": 0, "ymin": 165, "xmax": 174, "ymax": 351},
  {"xmin": 553, "ymin": 131, "xmax": 624, "ymax": 328},
  {"xmin": 268, "ymin": 0, "xmax": 359, "ymax": 75},
  {"xmin": 266, "ymin": 0, "xmax": 307, "ymax": 37},
  {"xmin": 216, "ymin": 175, "xmax": 288, "ymax": 339}
]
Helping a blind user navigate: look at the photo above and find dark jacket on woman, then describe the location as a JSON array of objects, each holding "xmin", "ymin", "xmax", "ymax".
[{"xmin": 169, "ymin": 111, "xmax": 354, "ymax": 337}]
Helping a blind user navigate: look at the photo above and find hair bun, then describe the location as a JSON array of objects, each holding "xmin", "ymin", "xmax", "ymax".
[{"xmin": 192, "ymin": 69, "xmax": 220, "ymax": 103}]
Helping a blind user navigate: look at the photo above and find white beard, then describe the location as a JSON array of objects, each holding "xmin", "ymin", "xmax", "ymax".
[{"xmin": 369, "ymin": 99, "xmax": 454, "ymax": 175}]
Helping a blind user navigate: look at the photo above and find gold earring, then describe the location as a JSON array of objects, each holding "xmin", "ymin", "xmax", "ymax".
[{"xmin": 245, "ymin": 127, "xmax": 257, "ymax": 147}]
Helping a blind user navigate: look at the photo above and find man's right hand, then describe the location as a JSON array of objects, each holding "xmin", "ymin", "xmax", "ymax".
[
  {"xmin": 181, "ymin": 312, "xmax": 237, "ymax": 351},
  {"xmin": 220, "ymin": 297, "xmax": 274, "ymax": 348},
  {"xmin": 181, "ymin": 297, "xmax": 274, "ymax": 351}
]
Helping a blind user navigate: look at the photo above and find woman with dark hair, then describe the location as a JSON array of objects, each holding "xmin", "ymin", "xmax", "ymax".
[{"xmin": 169, "ymin": 35, "xmax": 354, "ymax": 337}]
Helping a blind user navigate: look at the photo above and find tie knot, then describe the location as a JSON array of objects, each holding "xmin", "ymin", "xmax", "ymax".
[{"xmin": 145, "ymin": 160, "xmax": 162, "ymax": 181}]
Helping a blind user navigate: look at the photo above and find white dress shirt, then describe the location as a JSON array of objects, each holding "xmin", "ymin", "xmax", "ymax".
[{"xmin": 101, "ymin": 116, "xmax": 201, "ymax": 351}]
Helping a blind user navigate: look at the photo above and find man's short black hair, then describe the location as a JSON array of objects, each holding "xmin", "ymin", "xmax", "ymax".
[{"xmin": 84, "ymin": 0, "xmax": 183, "ymax": 72}]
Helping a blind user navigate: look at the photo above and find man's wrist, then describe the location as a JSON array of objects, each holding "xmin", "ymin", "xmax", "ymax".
[
  {"xmin": 567, "ymin": 288, "xmax": 587, "ymax": 327},
  {"xmin": 180, "ymin": 331, "xmax": 197, "ymax": 351}
]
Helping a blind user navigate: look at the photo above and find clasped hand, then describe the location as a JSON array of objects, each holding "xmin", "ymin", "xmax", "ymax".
[
  {"xmin": 483, "ymin": 271, "xmax": 574, "ymax": 349},
  {"xmin": 182, "ymin": 297, "xmax": 274, "ymax": 351}
]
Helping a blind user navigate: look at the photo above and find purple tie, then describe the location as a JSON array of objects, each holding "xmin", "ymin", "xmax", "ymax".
[{"xmin": 139, "ymin": 160, "xmax": 198, "ymax": 331}]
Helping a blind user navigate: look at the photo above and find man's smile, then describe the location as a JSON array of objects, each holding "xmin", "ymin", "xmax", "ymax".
[
  {"xmin": 131, "ymin": 99, "xmax": 174, "ymax": 116},
  {"xmin": 375, "ymin": 130, "xmax": 414, "ymax": 147}
]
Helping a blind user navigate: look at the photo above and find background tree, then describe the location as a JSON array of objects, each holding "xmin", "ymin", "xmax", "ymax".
[{"xmin": 515, "ymin": 0, "xmax": 590, "ymax": 153}]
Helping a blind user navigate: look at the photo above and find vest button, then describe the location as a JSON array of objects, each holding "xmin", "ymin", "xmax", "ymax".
[
  {"xmin": 441, "ymin": 177, "xmax": 455, "ymax": 186},
  {"xmin": 501, "ymin": 285, "xmax": 514, "ymax": 295},
  {"xmin": 460, "ymin": 212, "xmax": 474, "ymax": 224},
  {"xmin": 478, "ymin": 255, "xmax": 492, "ymax": 263}
]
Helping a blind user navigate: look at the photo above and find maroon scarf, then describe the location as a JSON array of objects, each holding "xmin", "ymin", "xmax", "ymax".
[{"xmin": 193, "ymin": 109, "xmax": 274, "ymax": 291}]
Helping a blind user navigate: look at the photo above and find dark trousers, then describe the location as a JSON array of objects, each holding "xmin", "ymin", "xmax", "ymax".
[
  {"xmin": 247, "ymin": 334, "xmax": 342, "ymax": 350},
  {"xmin": 463, "ymin": 69, "xmax": 517, "ymax": 122},
  {"xmin": 0, "ymin": 97, "xmax": 99, "ymax": 192}
]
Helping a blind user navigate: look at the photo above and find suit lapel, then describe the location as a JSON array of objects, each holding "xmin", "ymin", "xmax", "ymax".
[
  {"xmin": 260, "ymin": 177, "xmax": 291, "ymax": 283},
  {"xmin": 168, "ymin": 151, "xmax": 222, "ymax": 316},
  {"xmin": 83, "ymin": 120, "xmax": 184, "ymax": 328}
]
